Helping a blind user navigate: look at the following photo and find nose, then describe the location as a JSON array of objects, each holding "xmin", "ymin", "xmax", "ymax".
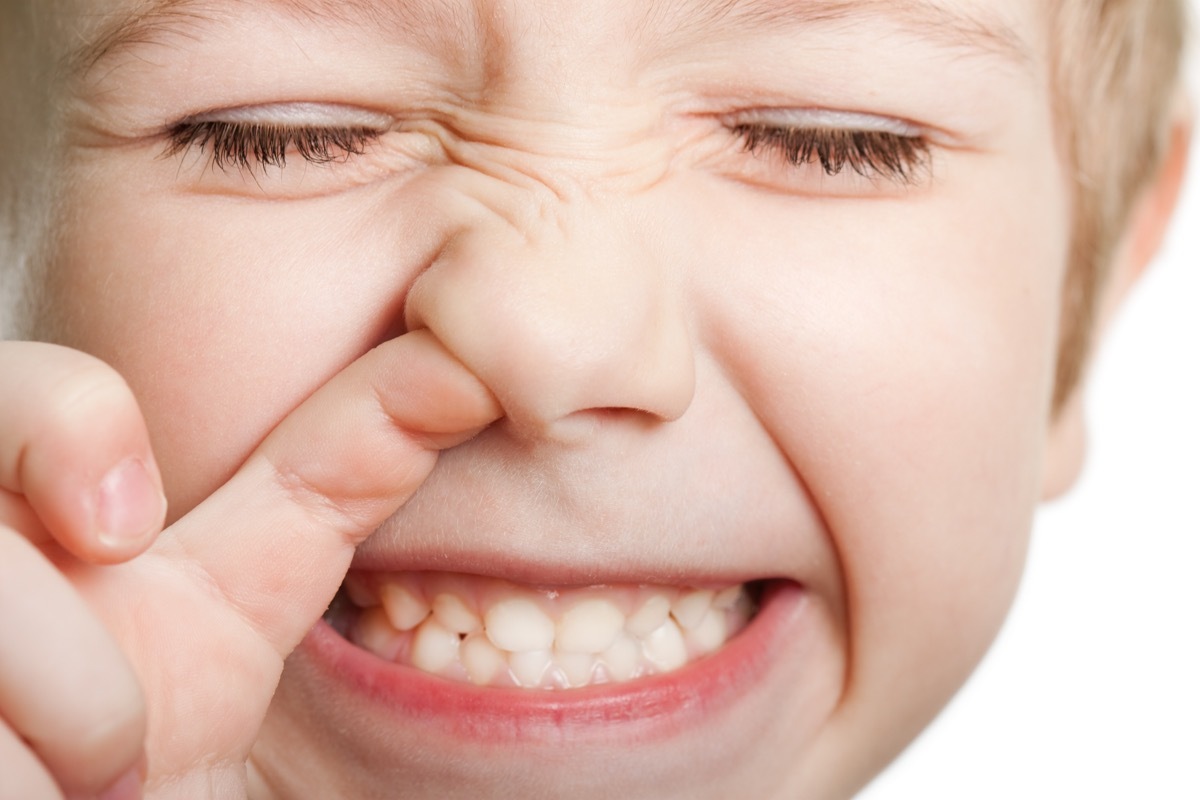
[{"xmin": 404, "ymin": 202, "xmax": 695, "ymax": 437}]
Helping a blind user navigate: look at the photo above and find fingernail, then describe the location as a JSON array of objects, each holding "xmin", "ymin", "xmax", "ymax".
[{"xmin": 96, "ymin": 457, "xmax": 167, "ymax": 548}]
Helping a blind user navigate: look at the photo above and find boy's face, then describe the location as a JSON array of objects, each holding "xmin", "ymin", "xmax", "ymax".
[{"xmin": 29, "ymin": 0, "xmax": 1070, "ymax": 795}]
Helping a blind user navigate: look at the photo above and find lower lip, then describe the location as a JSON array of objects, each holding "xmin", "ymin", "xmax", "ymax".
[{"xmin": 301, "ymin": 580, "xmax": 808, "ymax": 744}]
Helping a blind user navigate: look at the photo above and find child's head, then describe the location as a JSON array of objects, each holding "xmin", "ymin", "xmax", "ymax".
[{"xmin": 0, "ymin": 1, "xmax": 1190, "ymax": 796}]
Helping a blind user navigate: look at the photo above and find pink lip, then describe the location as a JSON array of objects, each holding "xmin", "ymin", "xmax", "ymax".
[{"xmin": 301, "ymin": 580, "xmax": 808, "ymax": 744}]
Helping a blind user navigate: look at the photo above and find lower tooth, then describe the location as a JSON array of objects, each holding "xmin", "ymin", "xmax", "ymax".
[
  {"xmin": 411, "ymin": 619, "xmax": 461, "ymax": 674},
  {"xmin": 601, "ymin": 633, "xmax": 641, "ymax": 682},
  {"xmin": 461, "ymin": 633, "xmax": 507, "ymax": 686},
  {"xmin": 509, "ymin": 649, "xmax": 553, "ymax": 688},
  {"xmin": 643, "ymin": 618, "xmax": 688, "ymax": 672},
  {"xmin": 555, "ymin": 651, "xmax": 598, "ymax": 687}
]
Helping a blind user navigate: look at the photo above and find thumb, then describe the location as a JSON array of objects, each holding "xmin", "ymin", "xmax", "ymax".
[{"xmin": 161, "ymin": 330, "xmax": 500, "ymax": 657}]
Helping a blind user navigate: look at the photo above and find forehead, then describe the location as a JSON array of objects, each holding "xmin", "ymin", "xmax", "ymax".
[{"xmin": 63, "ymin": 0, "xmax": 1040, "ymax": 76}]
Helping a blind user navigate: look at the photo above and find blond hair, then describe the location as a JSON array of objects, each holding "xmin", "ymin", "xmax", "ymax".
[{"xmin": 1050, "ymin": 0, "xmax": 1190, "ymax": 409}]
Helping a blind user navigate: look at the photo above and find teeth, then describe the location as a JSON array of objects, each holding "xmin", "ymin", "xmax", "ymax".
[
  {"xmin": 509, "ymin": 649, "xmax": 553, "ymax": 688},
  {"xmin": 643, "ymin": 618, "xmax": 688, "ymax": 672},
  {"xmin": 556, "ymin": 598, "xmax": 625, "ymax": 654},
  {"xmin": 686, "ymin": 608, "xmax": 727, "ymax": 655},
  {"xmin": 600, "ymin": 633, "xmax": 642, "ymax": 682},
  {"xmin": 671, "ymin": 589, "xmax": 714, "ymax": 630},
  {"xmin": 354, "ymin": 607, "xmax": 404, "ymax": 661},
  {"xmin": 461, "ymin": 633, "xmax": 507, "ymax": 686},
  {"xmin": 554, "ymin": 650, "xmax": 598, "ymax": 687},
  {"xmin": 432, "ymin": 592, "xmax": 482, "ymax": 635},
  {"xmin": 411, "ymin": 618, "xmax": 461, "ymax": 674},
  {"xmin": 713, "ymin": 585, "xmax": 742, "ymax": 610},
  {"xmin": 380, "ymin": 583, "xmax": 431, "ymax": 632},
  {"xmin": 342, "ymin": 573, "xmax": 757, "ymax": 690},
  {"xmin": 485, "ymin": 598, "xmax": 556, "ymax": 653},
  {"xmin": 625, "ymin": 594, "xmax": 671, "ymax": 637}
]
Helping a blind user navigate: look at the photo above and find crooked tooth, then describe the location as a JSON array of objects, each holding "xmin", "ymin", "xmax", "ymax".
[
  {"xmin": 348, "ymin": 573, "xmax": 758, "ymax": 689},
  {"xmin": 643, "ymin": 618, "xmax": 688, "ymax": 672},
  {"xmin": 485, "ymin": 598, "xmax": 555, "ymax": 653},
  {"xmin": 601, "ymin": 633, "xmax": 641, "ymax": 683},
  {"xmin": 355, "ymin": 606, "xmax": 404, "ymax": 661},
  {"xmin": 509, "ymin": 649, "xmax": 553, "ymax": 688},
  {"xmin": 671, "ymin": 589, "xmax": 714, "ymax": 630},
  {"xmin": 411, "ymin": 618, "xmax": 460, "ymax": 674},
  {"xmin": 625, "ymin": 594, "xmax": 671, "ymax": 637},
  {"xmin": 556, "ymin": 598, "xmax": 625, "ymax": 654},
  {"xmin": 461, "ymin": 633, "xmax": 507, "ymax": 686},
  {"xmin": 432, "ymin": 592, "xmax": 482, "ymax": 635},
  {"xmin": 380, "ymin": 583, "xmax": 430, "ymax": 632},
  {"xmin": 686, "ymin": 608, "xmax": 727, "ymax": 655}
]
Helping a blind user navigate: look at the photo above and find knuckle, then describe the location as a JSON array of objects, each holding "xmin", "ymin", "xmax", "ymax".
[
  {"xmin": 41, "ymin": 360, "xmax": 136, "ymax": 433},
  {"xmin": 267, "ymin": 458, "xmax": 372, "ymax": 547}
]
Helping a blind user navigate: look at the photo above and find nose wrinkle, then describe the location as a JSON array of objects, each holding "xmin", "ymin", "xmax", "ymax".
[{"xmin": 404, "ymin": 202, "xmax": 695, "ymax": 435}]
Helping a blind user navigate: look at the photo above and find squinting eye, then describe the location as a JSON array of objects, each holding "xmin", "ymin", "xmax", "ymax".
[
  {"xmin": 164, "ymin": 120, "xmax": 381, "ymax": 172},
  {"xmin": 730, "ymin": 123, "xmax": 932, "ymax": 183}
]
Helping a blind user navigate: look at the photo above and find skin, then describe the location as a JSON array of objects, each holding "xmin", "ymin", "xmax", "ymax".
[{"xmin": 0, "ymin": 0, "xmax": 1188, "ymax": 797}]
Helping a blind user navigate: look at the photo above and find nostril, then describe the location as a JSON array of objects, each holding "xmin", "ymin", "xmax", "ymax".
[{"xmin": 403, "ymin": 221, "xmax": 695, "ymax": 437}]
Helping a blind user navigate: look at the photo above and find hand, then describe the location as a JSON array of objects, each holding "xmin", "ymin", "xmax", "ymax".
[{"xmin": 0, "ymin": 333, "xmax": 500, "ymax": 799}]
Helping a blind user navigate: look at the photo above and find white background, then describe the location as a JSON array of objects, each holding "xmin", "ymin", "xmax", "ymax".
[{"xmin": 861, "ymin": 8, "xmax": 1200, "ymax": 799}]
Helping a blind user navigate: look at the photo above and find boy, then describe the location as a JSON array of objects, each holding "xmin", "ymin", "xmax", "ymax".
[{"xmin": 0, "ymin": 1, "xmax": 1191, "ymax": 798}]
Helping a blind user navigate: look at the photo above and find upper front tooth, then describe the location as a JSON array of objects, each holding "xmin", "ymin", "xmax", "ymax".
[
  {"xmin": 380, "ymin": 583, "xmax": 430, "ymax": 632},
  {"xmin": 556, "ymin": 599, "xmax": 625, "ymax": 654},
  {"xmin": 485, "ymin": 598, "xmax": 556, "ymax": 652},
  {"xmin": 432, "ymin": 592, "xmax": 482, "ymax": 634}
]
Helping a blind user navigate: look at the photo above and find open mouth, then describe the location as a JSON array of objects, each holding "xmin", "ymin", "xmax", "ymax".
[{"xmin": 324, "ymin": 571, "xmax": 765, "ymax": 690}]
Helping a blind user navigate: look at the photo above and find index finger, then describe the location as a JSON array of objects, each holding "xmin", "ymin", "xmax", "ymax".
[{"xmin": 165, "ymin": 330, "xmax": 501, "ymax": 657}]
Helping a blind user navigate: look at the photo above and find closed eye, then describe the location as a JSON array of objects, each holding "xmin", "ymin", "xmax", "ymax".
[
  {"xmin": 730, "ymin": 123, "xmax": 932, "ymax": 183},
  {"xmin": 164, "ymin": 120, "xmax": 381, "ymax": 172}
]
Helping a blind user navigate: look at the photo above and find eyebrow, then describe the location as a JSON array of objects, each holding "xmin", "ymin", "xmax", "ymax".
[
  {"xmin": 70, "ymin": 0, "xmax": 1031, "ymax": 76},
  {"xmin": 673, "ymin": 0, "xmax": 1031, "ymax": 64}
]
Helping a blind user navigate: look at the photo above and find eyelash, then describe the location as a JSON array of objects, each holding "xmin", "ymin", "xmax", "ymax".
[
  {"xmin": 164, "ymin": 120, "xmax": 379, "ymax": 171},
  {"xmin": 730, "ymin": 123, "xmax": 931, "ymax": 182},
  {"xmin": 163, "ymin": 119, "xmax": 931, "ymax": 182}
]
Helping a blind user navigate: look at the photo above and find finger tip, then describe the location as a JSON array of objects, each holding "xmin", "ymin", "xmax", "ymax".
[{"xmin": 94, "ymin": 458, "xmax": 168, "ymax": 554}]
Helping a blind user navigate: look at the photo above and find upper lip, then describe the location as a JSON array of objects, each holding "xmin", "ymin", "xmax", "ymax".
[{"xmin": 349, "ymin": 424, "xmax": 839, "ymax": 597}]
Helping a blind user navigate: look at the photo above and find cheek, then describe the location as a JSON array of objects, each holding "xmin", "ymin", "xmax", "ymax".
[
  {"xmin": 685, "ymin": 152, "xmax": 1071, "ymax": 770},
  {"xmin": 35, "ymin": 168, "xmax": 438, "ymax": 516}
]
